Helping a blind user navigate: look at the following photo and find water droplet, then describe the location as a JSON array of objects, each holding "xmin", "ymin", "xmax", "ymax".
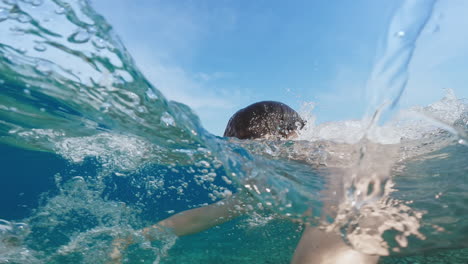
[
  {"xmin": 92, "ymin": 38, "xmax": 106, "ymax": 49},
  {"xmin": 137, "ymin": 106, "xmax": 146, "ymax": 113},
  {"xmin": 0, "ymin": 8, "xmax": 9, "ymax": 22},
  {"xmin": 17, "ymin": 14, "xmax": 31, "ymax": 23},
  {"xmin": 396, "ymin": 30, "xmax": 405, "ymax": 37},
  {"xmin": 35, "ymin": 61, "xmax": 52, "ymax": 75},
  {"xmin": 161, "ymin": 112, "xmax": 175, "ymax": 126},
  {"xmin": 31, "ymin": 0, "xmax": 42, "ymax": 6},
  {"xmin": 87, "ymin": 25, "xmax": 97, "ymax": 34},
  {"xmin": 54, "ymin": 6, "xmax": 66, "ymax": 14},
  {"xmin": 68, "ymin": 29, "xmax": 90, "ymax": 44},
  {"xmin": 34, "ymin": 43, "xmax": 46, "ymax": 52},
  {"xmin": 99, "ymin": 102, "xmax": 111, "ymax": 112},
  {"xmin": 145, "ymin": 88, "xmax": 159, "ymax": 100}
]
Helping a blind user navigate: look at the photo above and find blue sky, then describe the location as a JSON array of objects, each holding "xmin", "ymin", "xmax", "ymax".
[{"xmin": 92, "ymin": 0, "xmax": 468, "ymax": 135}]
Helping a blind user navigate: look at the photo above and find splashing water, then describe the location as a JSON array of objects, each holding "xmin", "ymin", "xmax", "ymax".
[{"xmin": 0, "ymin": 0, "xmax": 467, "ymax": 263}]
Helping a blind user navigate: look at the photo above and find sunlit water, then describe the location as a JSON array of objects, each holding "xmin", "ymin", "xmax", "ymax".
[{"xmin": 0, "ymin": 0, "xmax": 467, "ymax": 263}]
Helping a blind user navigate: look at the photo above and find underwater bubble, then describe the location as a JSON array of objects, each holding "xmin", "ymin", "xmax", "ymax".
[
  {"xmin": 396, "ymin": 30, "xmax": 406, "ymax": 37},
  {"xmin": 196, "ymin": 160, "xmax": 210, "ymax": 168},
  {"xmin": 12, "ymin": 222, "xmax": 28, "ymax": 235},
  {"xmin": 0, "ymin": 79, "xmax": 4, "ymax": 84},
  {"xmin": 458, "ymin": 139, "xmax": 467, "ymax": 146},
  {"xmin": 0, "ymin": 219, "xmax": 13, "ymax": 232},
  {"xmin": 23, "ymin": 89, "xmax": 30, "ymax": 95},
  {"xmin": 222, "ymin": 176, "xmax": 232, "ymax": 185},
  {"xmin": 71, "ymin": 176, "xmax": 85, "ymax": 183},
  {"xmin": 33, "ymin": 43, "xmax": 47, "ymax": 52},
  {"xmin": 0, "ymin": 8, "xmax": 9, "ymax": 22},
  {"xmin": 161, "ymin": 112, "xmax": 175, "ymax": 126},
  {"xmin": 145, "ymin": 88, "xmax": 159, "ymax": 100},
  {"xmin": 68, "ymin": 29, "xmax": 91, "ymax": 43}
]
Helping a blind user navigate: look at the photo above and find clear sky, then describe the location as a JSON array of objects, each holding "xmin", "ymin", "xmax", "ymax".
[{"xmin": 92, "ymin": 0, "xmax": 468, "ymax": 135}]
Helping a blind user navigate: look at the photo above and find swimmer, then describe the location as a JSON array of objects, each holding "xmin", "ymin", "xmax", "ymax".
[{"xmin": 109, "ymin": 101, "xmax": 379, "ymax": 264}]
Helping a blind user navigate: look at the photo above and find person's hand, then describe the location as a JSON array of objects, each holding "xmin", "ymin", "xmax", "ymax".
[
  {"xmin": 108, "ymin": 224, "xmax": 173, "ymax": 264},
  {"xmin": 108, "ymin": 235, "xmax": 134, "ymax": 264}
]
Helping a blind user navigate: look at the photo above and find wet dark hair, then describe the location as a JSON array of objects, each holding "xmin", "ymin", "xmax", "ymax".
[{"xmin": 223, "ymin": 101, "xmax": 305, "ymax": 139}]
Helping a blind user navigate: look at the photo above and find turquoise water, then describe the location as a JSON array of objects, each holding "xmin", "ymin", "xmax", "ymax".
[{"xmin": 0, "ymin": 0, "xmax": 467, "ymax": 263}]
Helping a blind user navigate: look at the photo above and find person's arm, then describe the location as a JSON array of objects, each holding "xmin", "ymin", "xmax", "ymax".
[
  {"xmin": 109, "ymin": 193, "xmax": 248, "ymax": 262},
  {"xmin": 143, "ymin": 193, "xmax": 247, "ymax": 237},
  {"xmin": 291, "ymin": 226, "xmax": 379, "ymax": 264}
]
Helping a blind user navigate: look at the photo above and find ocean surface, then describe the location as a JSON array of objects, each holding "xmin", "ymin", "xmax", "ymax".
[{"xmin": 0, "ymin": 0, "xmax": 467, "ymax": 263}]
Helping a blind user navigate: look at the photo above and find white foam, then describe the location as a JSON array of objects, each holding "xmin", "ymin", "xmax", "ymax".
[
  {"xmin": 55, "ymin": 133, "xmax": 160, "ymax": 172},
  {"xmin": 298, "ymin": 90, "xmax": 466, "ymax": 145}
]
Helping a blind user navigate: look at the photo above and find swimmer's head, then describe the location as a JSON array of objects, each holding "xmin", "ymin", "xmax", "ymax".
[{"xmin": 223, "ymin": 101, "xmax": 305, "ymax": 140}]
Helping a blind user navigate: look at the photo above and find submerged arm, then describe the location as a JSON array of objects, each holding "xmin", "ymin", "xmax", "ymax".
[
  {"xmin": 110, "ymin": 193, "xmax": 248, "ymax": 262},
  {"xmin": 291, "ymin": 226, "xmax": 379, "ymax": 264},
  {"xmin": 144, "ymin": 193, "xmax": 247, "ymax": 237}
]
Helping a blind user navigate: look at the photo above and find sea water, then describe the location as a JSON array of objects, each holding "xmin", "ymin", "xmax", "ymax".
[{"xmin": 0, "ymin": 0, "xmax": 467, "ymax": 263}]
